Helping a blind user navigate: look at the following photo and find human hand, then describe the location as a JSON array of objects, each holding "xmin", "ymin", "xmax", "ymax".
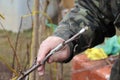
[{"xmin": 37, "ymin": 36, "xmax": 70, "ymax": 75}]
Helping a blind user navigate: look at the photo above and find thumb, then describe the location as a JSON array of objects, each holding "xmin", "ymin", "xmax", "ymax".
[{"xmin": 48, "ymin": 45, "xmax": 70, "ymax": 63}]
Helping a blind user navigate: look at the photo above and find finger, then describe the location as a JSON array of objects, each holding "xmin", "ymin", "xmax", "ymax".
[
  {"xmin": 37, "ymin": 42, "xmax": 51, "ymax": 63},
  {"xmin": 37, "ymin": 65, "xmax": 45, "ymax": 76},
  {"xmin": 37, "ymin": 43, "xmax": 51, "ymax": 75}
]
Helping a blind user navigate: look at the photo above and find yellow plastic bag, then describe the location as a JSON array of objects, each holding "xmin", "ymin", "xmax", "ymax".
[{"xmin": 85, "ymin": 48, "xmax": 108, "ymax": 60}]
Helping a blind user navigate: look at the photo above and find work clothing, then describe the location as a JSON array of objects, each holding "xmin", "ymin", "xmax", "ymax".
[
  {"xmin": 53, "ymin": 0, "xmax": 120, "ymax": 80},
  {"xmin": 54, "ymin": 0, "xmax": 120, "ymax": 61}
]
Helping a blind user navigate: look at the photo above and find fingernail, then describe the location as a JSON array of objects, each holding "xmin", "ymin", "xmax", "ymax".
[
  {"xmin": 38, "ymin": 72, "xmax": 44, "ymax": 76},
  {"xmin": 37, "ymin": 66, "xmax": 44, "ymax": 76}
]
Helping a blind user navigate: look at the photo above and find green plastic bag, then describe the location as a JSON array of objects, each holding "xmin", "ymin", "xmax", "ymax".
[{"xmin": 96, "ymin": 35, "xmax": 120, "ymax": 55}]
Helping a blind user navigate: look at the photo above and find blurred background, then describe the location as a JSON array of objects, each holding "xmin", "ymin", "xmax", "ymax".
[{"xmin": 0, "ymin": 0, "xmax": 74, "ymax": 80}]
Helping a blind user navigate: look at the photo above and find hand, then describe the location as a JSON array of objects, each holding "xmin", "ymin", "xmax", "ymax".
[{"xmin": 37, "ymin": 36, "xmax": 70, "ymax": 75}]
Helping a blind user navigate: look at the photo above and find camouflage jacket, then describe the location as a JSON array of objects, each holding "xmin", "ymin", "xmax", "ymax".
[{"xmin": 53, "ymin": 0, "xmax": 120, "ymax": 62}]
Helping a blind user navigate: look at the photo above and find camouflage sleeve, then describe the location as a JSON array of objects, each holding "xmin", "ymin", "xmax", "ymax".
[{"xmin": 53, "ymin": 0, "xmax": 115, "ymax": 62}]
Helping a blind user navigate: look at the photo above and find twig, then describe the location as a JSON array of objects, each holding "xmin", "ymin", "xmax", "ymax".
[{"xmin": 12, "ymin": 17, "xmax": 23, "ymax": 71}]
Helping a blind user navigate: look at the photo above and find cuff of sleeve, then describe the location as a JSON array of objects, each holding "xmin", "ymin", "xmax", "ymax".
[{"xmin": 61, "ymin": 41, "xmax": 74, "ymax": 63}]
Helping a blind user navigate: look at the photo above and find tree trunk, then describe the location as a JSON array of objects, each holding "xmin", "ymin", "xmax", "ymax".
[{"xmin": 29, "ymin": 0, "xmax": 39, "ymax": 80}]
